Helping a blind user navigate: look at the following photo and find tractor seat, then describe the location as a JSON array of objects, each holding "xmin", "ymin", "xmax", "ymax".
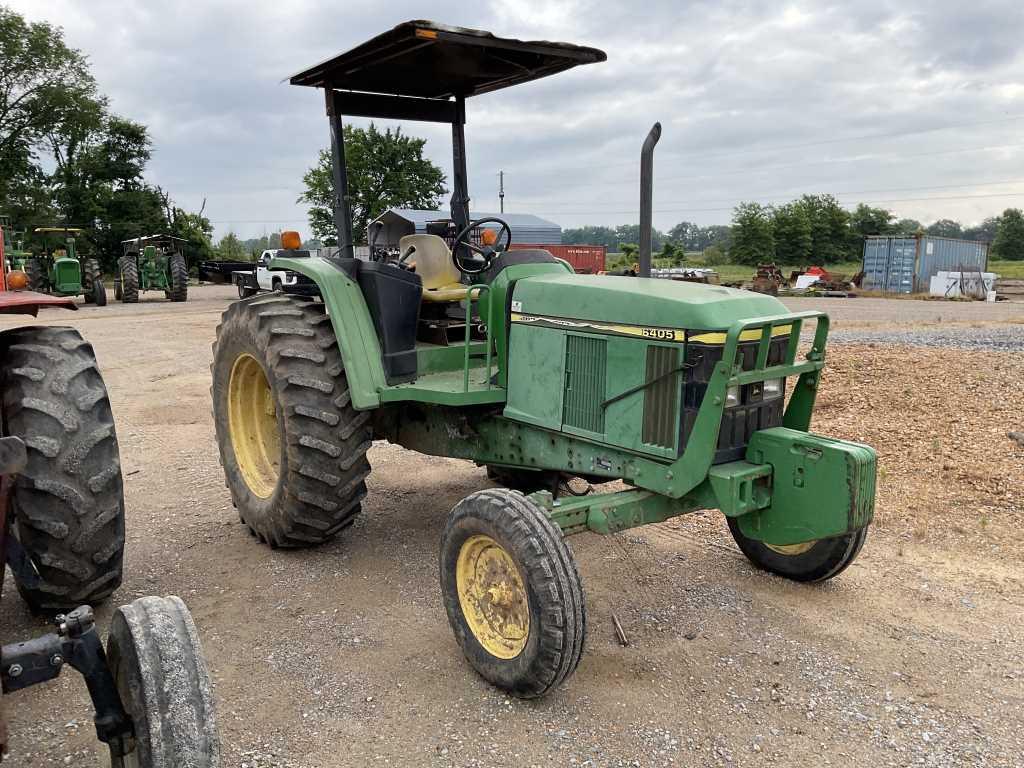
[{"xmin": 399, "ymin": 234, "xmax": 476, "ymax": 302}]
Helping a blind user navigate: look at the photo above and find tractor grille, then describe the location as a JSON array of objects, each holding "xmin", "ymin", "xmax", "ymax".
[
  {"xmin": 681, "ymin": 334, "xmax": 789, "ymax": 463},
  {"xmin": 642, "ymin": 345, "xmax": 681, "ymax": 449},
  {"xmin": 563, "ymin": 334, "xmax": 606, "ymax": 434}
]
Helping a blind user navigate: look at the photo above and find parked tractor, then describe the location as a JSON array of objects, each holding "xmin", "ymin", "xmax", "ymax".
[
  {"xmin": 24, "ymin": 227, "xmax": 107, "ymax": 306},
  {"xmin": 0, "ymin": 218, "xmax": 28, "ymax": 273},
  {"xmin": 0, "ymin": 224, "xmax": 219, "ymax": 764},
  {"xmin": 117, "ymin": 235, "xmax": 189, "ymax": 302},
  {"xmin": 211, "ymin": 22, "xmax": 877, "ymax": 699}
]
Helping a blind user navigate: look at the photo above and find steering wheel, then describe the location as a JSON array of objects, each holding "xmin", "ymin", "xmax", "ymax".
[{"xmin": 452, "ymin": 217, "xmax": 512, "ymax": 275}]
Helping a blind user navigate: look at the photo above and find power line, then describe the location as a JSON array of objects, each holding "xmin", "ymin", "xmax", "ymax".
[
  {"xmin": 515, "ymin": 177, "xmax": 1024, "ymax": 213},
  {"xmin": 508, "ymin": 190, "xmax": 1024, "ymax": 217}
]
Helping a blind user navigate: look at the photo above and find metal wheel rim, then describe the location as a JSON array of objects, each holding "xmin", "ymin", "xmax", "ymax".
[
  {"xmin": 456, "ymin": 534, "xmax": 530, "ymax": 659},
  {"xmin": 765, "ymin": 541, "xmax": 817, "ymax": 556},
  {"xmin": 227, "ymin": 353, "xmax": 280, "ymax": 498}
]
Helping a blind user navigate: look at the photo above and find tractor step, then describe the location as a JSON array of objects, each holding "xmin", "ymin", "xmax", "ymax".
[{"xmin": 379, "ymin": 365, "xmax": 506, "ymax": 405}]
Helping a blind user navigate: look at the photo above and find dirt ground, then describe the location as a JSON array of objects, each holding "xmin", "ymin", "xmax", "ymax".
[{"xmin": 2, "ymin": 285, "xmax": 1022, "ymax": 768}]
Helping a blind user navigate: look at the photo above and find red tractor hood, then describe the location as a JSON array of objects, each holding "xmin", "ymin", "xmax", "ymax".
[{"xmin": 0, "ymin": 290, "xmax": 77, "ymax": 315}]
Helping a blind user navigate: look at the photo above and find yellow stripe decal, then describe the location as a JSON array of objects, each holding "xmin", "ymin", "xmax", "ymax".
[
  {"xmin": 689, "ymin": 325, "xmax": 793, "ymax": 344},
  {"xmin": 510, "ymin": 313, "xmax": 792, "ymax": 345},
  {"xmin": 510, "ymin": 313, "xmax": 685, "ymax": 342}
]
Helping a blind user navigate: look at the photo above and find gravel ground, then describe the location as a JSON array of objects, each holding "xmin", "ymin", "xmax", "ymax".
[
  {"xmin": 825, "ymin": 325, "xmax": 1024, "ymax": 352},
  {"xmin": 2, "ymin": 286, "xmax": 1022, "ymax": 768}
]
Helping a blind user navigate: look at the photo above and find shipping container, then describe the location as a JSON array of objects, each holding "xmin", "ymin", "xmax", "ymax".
[
  {"xmin": 511, "ymin": 243, "xmax": 606, "ymax": 273},
  {"xmin": 862, "ymin": 235, "xmax": 989, "ymax": 294}
]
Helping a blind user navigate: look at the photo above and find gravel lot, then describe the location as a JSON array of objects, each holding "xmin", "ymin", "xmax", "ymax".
[{"xmin": 2, "ymin": 286, "xmax": 1022, "ymax": 767}]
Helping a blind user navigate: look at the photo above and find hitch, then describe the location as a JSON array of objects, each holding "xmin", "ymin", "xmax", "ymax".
[{"xmin": 1, "ymin": 605, "xmax": 135, "ymax": 757}]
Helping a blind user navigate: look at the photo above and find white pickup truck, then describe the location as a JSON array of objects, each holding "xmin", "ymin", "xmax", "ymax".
[{"xmin": 233, "ymin": 250, "xmax": 302, "ymax": 297}]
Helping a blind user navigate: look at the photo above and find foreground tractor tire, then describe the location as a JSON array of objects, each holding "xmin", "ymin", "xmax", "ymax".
[
  {"xmin": 119, "ymin": 256, "xmax": 140, "ymax": 303},
  {"xmin": 440, "ymin": 488, "xmax": 586, "ymax": 698},
  {"xmin": 211, "ymin": 294, "xmax": 372, "ymax": 547},
  {"xmin": 26, "ymin": 258, "xmax": 47, "ymax": 293},
  {"xmin": 82, "ymin": 258, "xmax": 102, "ymax": 304},
  {"xmin": 106, "ymin": 595, "xmax": 221, "ymax": 767},
  {"xmin": 0, "ymin": 327, "xmax": 125, "ymax": 613},
  {"xmin": 168, "ymin": 253, "xmax": 188, "ymax": 302},
  {"xmin": 727, "ymin": 518, "xmax": 868, "ymax": 583}
]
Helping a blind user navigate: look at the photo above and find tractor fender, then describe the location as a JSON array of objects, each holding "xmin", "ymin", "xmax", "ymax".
[{"xmin": 269, "ymin": 255, "xmax": 386, "ymax": 410}]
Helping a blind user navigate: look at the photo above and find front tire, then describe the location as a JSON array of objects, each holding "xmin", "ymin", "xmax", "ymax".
[
  {"xmin": 211, "ymin": 294, "xmax": 371, "ymax": 547},
  {"xmin": 0, "ymin": 326, "xmax": 125, "ymax": 613},
  {"xmin": 119, "ymin": 255, "xmax": 140, "ymax": 303},
  {"xmin": 727, "ymin": 518, "xmax": 868, "ymax": 583},
  {"xmin": 92, "ymin": 277, "xmax": 107, "ymax": 306},
  {"xmin": 440, "ymin": 489, "xmax": 586, "ymax": 698},
  {"xmin": 106, "ymin": 596, "xmax": 221, "ymax": 767},
  {"xmin": 168, "ymin": 253, "xmax": 188, "ymax": 302}
]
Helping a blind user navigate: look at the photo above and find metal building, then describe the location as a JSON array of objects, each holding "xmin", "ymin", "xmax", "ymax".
[
  {"xmin": 369, "ymin": 208, "xmax": 562, "ymax": 248},
  {"xmin": 862, "ymin": 235, "xmax": 989, "ymax": 294}
]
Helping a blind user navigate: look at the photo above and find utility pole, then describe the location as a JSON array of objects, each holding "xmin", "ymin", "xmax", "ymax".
[{"xmin": 498, "ymin": 170, "xmax": 505, "ymax": 213}]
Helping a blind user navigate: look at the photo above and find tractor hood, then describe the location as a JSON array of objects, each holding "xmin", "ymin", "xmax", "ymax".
[{"xmin": 510, "ymin": 274, "xmax": 789, "ymax": 333}]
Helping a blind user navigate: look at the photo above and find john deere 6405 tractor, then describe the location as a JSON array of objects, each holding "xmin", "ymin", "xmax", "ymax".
[{"xmin": 212, "ymin": 22, "xmax": 877, "ymax": 698}]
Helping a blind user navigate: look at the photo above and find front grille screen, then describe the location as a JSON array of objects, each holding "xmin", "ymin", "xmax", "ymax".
[{"xmin": 563, "ymin": 335, "xmax": 606, "ymax": 434}]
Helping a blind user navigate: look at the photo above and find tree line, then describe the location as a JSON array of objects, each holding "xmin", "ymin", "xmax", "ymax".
[
  {"xmin": 0, "ymin": 7, "xmax": 213, "ymax": 271},
  {"xmin": 565, "ymin": 196, "xmax": 1024, "ymax": 266}
]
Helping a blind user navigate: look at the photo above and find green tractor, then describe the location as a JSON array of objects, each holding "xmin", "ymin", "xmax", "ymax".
[
  {"xmin": 211, "ymin": 22, "xmax": 877, "ymax": 699},
  {"xmin": 0, "ymin": 216, "xmax": 30, "ymax": 272},
  {"xmin": 116, "ymin": 235, "xmax": 189, "ymax": 302},
  {"xmin": 25, "ymin": 227, "xmax": 107, "ymax": 306}
]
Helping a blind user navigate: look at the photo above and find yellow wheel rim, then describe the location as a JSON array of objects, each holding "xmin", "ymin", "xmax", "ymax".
[
  {"xmin": 227, "ymin": 353, "xmax": 280, "ymax": 499},
  {"xmin": 456, "ymin": 535, "xmax": 530, "ymax": 659},
  {"xmin": 765, "ymin": 541, "xmax": 817, "ymax": 556}
]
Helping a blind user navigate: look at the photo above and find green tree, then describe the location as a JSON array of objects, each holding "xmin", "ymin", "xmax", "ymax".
[
  {"xmin": 991, "ymin": 208, "xmax": 1024, "ymax": 261},
  {"xmin": 299, "ymin": 124, "xmax": 446, "ymax": 245},
  {"xmin": 0, "ymin": 7, "xmax": 99, "ymax": 222},
  {"xmin": 614, "ymin": 223, "xmax": 664, "ymax": 251},
  {"xmin": 215, "ymin": 232, "xmax": 247, "ymax": 260},
  {"xmin": 849, "ymin": 204, "xmax": 895, "ymax": 237},
  {"xmin": 772, "ymin": 202, "xmax": 813, "ymax": 263},
  {"xmin": 163, "ymin": 193, "xmax": 215, "ymax": 266},
  {"xmin": 925, "ymin": 218, "xmax": 963, "ymax": 238},
  {"xmin": 562, "ymin": 225, "xmax": 617, "ymax": 248},
  {"xmin": 700, "ymin": 224, "xmax": 732, "ymax": 250},
  {"xmin": 730, "ymin": 202, "xmax": 775, "ymax": 266},
  {"xmin": 797, "ymin": 194, "xmax": 853, "ymax": 264},
  {"xmin": 701, "ymin": 244, "xmax": 728, "ymax": 266},
  {"xmin": 963, "ymin": 216, "xmax": 999, "ymax": 243},
  {"xmin": 657, "ymin": 240, "xmax": 686, "ymax": 265},
  {"xmin": 894, "ymin": 217, "xmax": 924, "ymax": 234},
  {"xmin": 667, "ymin": 220, "xmax": 700, "ymax": 249}
]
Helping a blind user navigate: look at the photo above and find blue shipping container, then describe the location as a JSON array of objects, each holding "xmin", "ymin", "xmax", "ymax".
[{"xmin": 861, "ymin": 235, "xmax": 989, "ymax": 294}]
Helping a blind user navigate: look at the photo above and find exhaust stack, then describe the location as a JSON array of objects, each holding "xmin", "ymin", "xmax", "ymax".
[{"xmin": 638, "ymin": 122, "xmax": 661, "ymax": 278}]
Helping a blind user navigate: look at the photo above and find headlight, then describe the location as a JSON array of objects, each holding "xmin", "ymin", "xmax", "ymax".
[
  {"xmin": 725, "ymin": 385, "xmax": 740, "ymax": 407},
  {"xmin": 763, "ymin": 378, "xmax": 784, "ymax": 398}
]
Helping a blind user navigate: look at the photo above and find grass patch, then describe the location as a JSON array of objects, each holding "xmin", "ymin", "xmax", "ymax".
[{"xmin": 989, "ymin": 260, "xmax": 1024, "ymax": 279}]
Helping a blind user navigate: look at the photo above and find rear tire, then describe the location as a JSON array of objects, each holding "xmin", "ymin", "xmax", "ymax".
[
  {"xmin": 727, "ymin": 518, "xmax": 868, "ymax": 583},
  {"xmin": 82, "ymin": 259, "xmax": 101, "ymax": 304},
  {"xmin": 211, "ymin": 294, "xmax": 372, "ymax": 547},
  {"xmin": 92, "ymin": 277, "xmax": 107, "ymax": 306},
  {"xmin": 26, "ymin": 258, "xmax": 47, "ymax": 293},
  {"xmin": 119, "ymin": 255, "xmax": 140, "ymax": 303},
  {"xmin": 237, "ymin": 283, "xmax": 257, "ymax": 299},
  {"xmin": 440, "ymin": 489, "xmax": 586, "ymax": 698},
  {"xmin": 114, "ymin": 278, "xmax": 123, "ymax": 301},
  {"xmin": 168, "ymin": 253, "xmax": 188, "ymax": 302},
  {"xmin": 106, "ymin": 596, "xmax": 221, "ymax": 767},
  {"xmin": 0, "ymin": 326, "xmax": 125, "ymax": 613}
]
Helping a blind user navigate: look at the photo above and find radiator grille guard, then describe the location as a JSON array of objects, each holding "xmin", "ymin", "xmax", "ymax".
[{"xmin": 683, "ymin": 334, "xmax": 790, "ymax": 463}]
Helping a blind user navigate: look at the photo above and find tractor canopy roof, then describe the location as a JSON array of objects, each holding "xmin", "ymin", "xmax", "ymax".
[
  {"xmin": 34, "ymin": 227, "xmax": 82, "ymax": 234},
  {"xmin": 122, "ymin": 234, "xmax": 188, "ymax": 245},
  {"xmin": 289, "ymin": 20, "xmax": 606, "ymax": 99}
]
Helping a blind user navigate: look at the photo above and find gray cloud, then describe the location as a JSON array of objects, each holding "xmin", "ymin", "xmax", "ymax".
[{"xmin": 10, "ymin": 0, "xmax": 1024, "ymax": 236}]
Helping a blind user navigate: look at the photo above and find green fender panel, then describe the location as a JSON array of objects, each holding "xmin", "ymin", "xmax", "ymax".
[{"xmin": 270, "ymin": 256, "xmax": 386, "ymax": 410}]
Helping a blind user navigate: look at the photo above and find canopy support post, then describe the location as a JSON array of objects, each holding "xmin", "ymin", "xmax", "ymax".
[{"xmin": 326, "ymin": 90, "xmax": 355, "ymax": 259}]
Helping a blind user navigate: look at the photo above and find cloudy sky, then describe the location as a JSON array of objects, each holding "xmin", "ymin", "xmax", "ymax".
[{"xmin": 9, "ymin": 0, "xmax": 1024, "ymax": 238}]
